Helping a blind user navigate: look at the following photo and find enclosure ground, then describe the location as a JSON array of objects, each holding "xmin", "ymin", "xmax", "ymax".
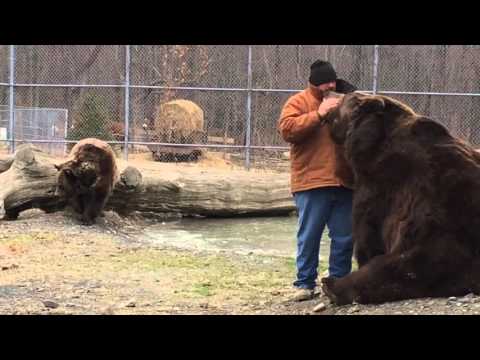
[{"xmin": 1, "ymin": 209, "xmax": 480, "ymax": 315}]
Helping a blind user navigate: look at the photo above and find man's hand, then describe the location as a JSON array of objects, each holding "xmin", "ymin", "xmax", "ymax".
[{"xmin": 317, "ymin": 97, "xmax": 340, "ymax": 118}]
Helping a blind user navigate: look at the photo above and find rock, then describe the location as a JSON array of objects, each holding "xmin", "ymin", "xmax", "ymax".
[
  {"xmin": 270, "ymin": 290, "xmax": 280, "ymax": 296},
  {"xmin": 42, "ymin": 300, "xmax": 59, "ymax": 309},
  {"xmin": 448, "ymin": 296, "xmax": 457, "ymax": 301},
  {"xmin": 1, "ymin": 263, "xmax": 19, "ymax": 271},
  {"xmin": 101, "ymin": 306, "xmax": 115, "ymax": 315},
  {"xmin": 65, "ymin": 303, "xmax": 76, "ymax": 308},
  {"xmin": 199, "ymin": 303, "xmax": 209, "ymax": 309},
  {"xmin": 312, "ymin": 303, "xmax": 327, "ymax": 313},
  {"xmin": 49, "ymin": 311, "xmax": 66, "ymax": 315},
  {"xmin": 347, "ymin": 306, "xmax": 359, "ymax": 314},
  {"xmin": 125, "ymin": 300, "xmax": 136, "ymax": 308}
]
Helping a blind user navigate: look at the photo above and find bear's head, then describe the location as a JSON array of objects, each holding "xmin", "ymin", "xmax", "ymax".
[
  {"xmin": 325, "ymin": 92, "xmax": 387, "ymax": 146},
  {"xmin": 54, "ymin": 160, "xmax": 98, "ymax": 197},
  {"xmin": 323, "ymin": 92, "xmax": 422, "ymax": 180}
]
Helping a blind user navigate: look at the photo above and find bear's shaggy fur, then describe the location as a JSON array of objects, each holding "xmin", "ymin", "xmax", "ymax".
[
  {"xmin": 55, "ymin": 138, "xmax": 119, "ymax": 225},
  {"xmin": 320, "ymin": 92, "xmax": 480, "ymax": 305}
]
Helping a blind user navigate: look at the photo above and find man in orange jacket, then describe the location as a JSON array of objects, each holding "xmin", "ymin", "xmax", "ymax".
[{"xmin": 278, "ymin": 60, "xmax": 357, "ymax": 301}]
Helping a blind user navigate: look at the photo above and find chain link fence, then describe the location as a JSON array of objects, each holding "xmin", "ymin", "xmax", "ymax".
[
  {"xmin": 0, "ymin": 45, "xmax": 480, "ymax": 170},
  {"xmin": 0, "ymin": 105, "xmax": 68, "ymax": 155}
]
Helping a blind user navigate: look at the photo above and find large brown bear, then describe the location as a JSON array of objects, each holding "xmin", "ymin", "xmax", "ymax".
[
  {"xmin": 54, "ymin": 138, "xmax": 119, "ymax": 225},
  {"xmin": 320, "ymin": 92, "xmax": 480, "ymax": 305}
]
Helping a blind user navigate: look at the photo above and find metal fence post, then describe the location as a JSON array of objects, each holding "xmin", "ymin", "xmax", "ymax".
[
  {"xmin": 245, "ymin": 45, "xmax": 253, "ymax": 170},
  {"xmin": 372, "ymin": 45, "xmax": 379, "ymax": 95},
  {"xmin": 124, "ymin": 45, "xmax": 131, "ymax": 161},
  {"xmin": 64, "ymin": 109, "xmax": 69, "ymax": 155},
  {"xmin": 8, "ymin": 45, "xmax": 15, "ymax": 154}
]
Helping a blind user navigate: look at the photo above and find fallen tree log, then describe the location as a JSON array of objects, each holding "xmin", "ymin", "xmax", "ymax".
[
  {"xmin": 0, "ymin": 145, "xmax": 62, "ymax": 220},
  {"xmin": 0, "ymin": 154, "xmax": 14, "ymax": 173},
  {"xmin": 0, "ymin": 144, "xmax": 296, "ymax": 220}
]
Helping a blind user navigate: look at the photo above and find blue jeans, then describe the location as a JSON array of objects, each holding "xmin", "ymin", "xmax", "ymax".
[{"xmin": 293, "ymin": 186, "xmax": 353, "ymax": 289}]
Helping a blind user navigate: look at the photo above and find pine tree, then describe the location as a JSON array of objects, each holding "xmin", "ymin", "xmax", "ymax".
[{"xmin": 67, "ymin": 94, "xmax": 114, "ymax": 142}]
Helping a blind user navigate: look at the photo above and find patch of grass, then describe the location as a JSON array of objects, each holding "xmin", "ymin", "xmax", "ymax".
[
  {"xmin": 284, "ymin": 257, "xmax": 296, "ymax": 271},
  {"xmin": 192, "ymin": 282, "xmax": 214, "ymax": 297},
  {"xmin": 111, "ymin": 248, "xmax": 298, "ymax": 302},
  {"xmin": 352, "ymin": 259, "xmax": 359, "ymax": 271},
  {"xmin": 283, "ymin": 256, "xmax": 329, "ymax": 274},
  {"xmin": 0, "ymin": 232, "xmax": 60, "ymax": 253},
  {"xmin": 94, "ymin": 245, "xmax": 356, "ymax": 306},
  {"xmin": 117, "ymin": 250, "xmax": 233, "ymax": 271}
]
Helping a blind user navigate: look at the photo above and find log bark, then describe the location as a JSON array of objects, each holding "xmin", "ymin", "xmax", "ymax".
[
  {"xmin": 0, "ymin": 144, "xmax": 295, "ymax": 220},
  {"xmin": 0, "ymin": 145, "xmax": 62, "ymax": 220},
  {"xmin": 0, "ymin": 154, "xmax": 14, "ymax": 173}
]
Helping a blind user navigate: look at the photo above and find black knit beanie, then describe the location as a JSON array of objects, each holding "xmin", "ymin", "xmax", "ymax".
[{"xmin": 309, "ymin": 60, "xmax": 337, "ymax": 86}]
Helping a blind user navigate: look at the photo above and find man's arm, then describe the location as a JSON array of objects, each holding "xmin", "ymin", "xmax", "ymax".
[{"xmin": 278, "ymin": 96, "xmax": 338, "ymax": 144}]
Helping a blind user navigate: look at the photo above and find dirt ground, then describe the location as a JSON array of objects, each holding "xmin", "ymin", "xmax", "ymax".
[
  {"xmin": 117, "ymin": 149, "xmax": 289, "ymax": 177},
  {"xmin": 2, "ymin": 209, "xmax": 480, "ymax": 315},
  {"xmin": 1, "ymin": 150, "xmax": 480, "ymax": 315}
]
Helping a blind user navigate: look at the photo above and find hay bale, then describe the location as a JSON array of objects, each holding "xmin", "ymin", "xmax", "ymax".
[{"xmin": 154, "ymin": 99, "xmax": 204, "ymax": 142}]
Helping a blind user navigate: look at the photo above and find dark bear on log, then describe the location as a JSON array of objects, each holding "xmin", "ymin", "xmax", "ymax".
[
  {"xmin": 54, "ymin": 138, "xmax": 119, "ymax": 225},
  {"xmin": 320, "ymin": 92, "xmax": 480, "ymax": 305}
]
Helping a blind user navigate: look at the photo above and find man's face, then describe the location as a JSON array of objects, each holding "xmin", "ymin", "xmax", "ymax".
[
  {"xmin": 311, "ymin": 80, "xmax": 336, "ymax": 98},
  {"xmin": 317, "ymin": 81, "xmax": 336, "ymax": 95}
]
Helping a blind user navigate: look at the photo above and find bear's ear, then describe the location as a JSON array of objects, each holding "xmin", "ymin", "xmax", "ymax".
[
  {"xmin": 335, "ymin": 79, "xmax": 357, "ymax": 94},
  {"xmin": 411, "ymin": 117, "xmax": 451, "ymax": 140},
  {"xmin": 60, "ymin": 167, "xmax": 75, "ymax": 179},
  {"xmin": 358, "ymin": 96, "xmax": 385, "ymax": 114}
]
